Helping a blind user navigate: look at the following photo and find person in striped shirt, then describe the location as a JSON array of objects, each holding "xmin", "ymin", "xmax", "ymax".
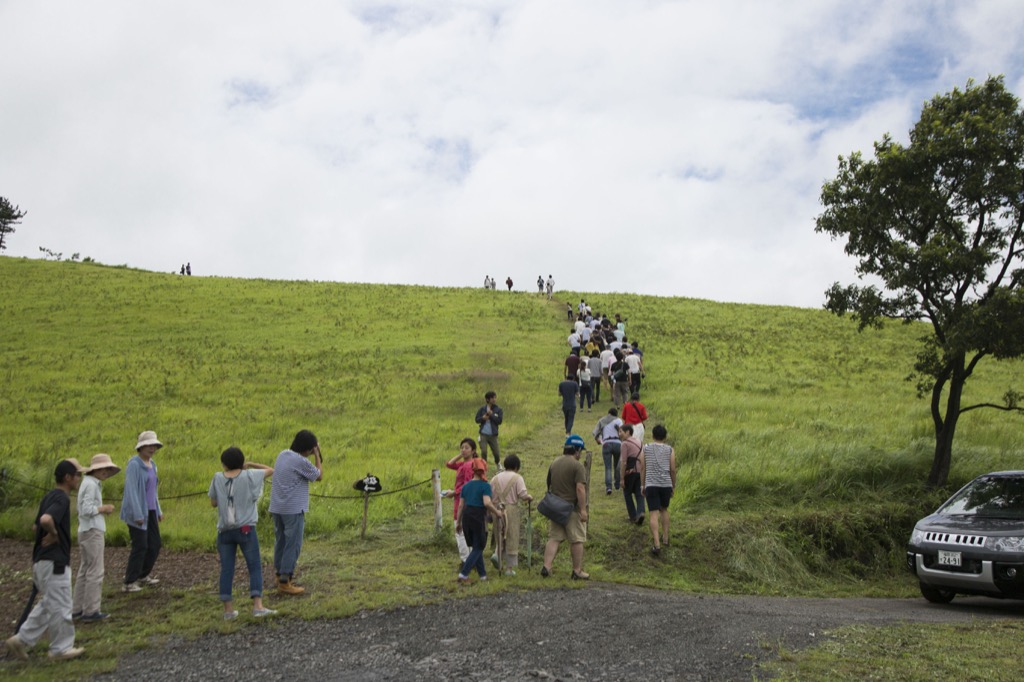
[{"xmin": 268, "ymin": 430, "xmax": 323, "ymax": 595}]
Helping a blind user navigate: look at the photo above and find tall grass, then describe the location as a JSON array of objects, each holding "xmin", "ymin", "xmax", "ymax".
[{"xmin": 1, "ymin": 257, "xmax": 1021, "ymax": 555}]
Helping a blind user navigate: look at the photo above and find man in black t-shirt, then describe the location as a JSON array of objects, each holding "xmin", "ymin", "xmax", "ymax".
[{"xmin": 5, "ymin": 459, "xmax": 85, "ymax": 662}]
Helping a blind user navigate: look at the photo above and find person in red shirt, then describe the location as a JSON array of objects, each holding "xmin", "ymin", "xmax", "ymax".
[
  {"xmin": 444, "ymin": 439, "xmax": 479, "ymax": 563},
  {"xmin": 621, "ymin": 393, "xmax": 648, "ymax": 444}
]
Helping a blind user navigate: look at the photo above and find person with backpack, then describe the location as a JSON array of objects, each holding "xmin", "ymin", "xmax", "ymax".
[
  {"xmin": 610, "ymin": 350, "xmax": 630, "ymax": 408},
  {"xmin": 618, "ymin": 424, "xmax": 645, "ymax": 525},
  {"xmin": 209, "ymin": 447, "xmax": 276, "ymax": 619}
]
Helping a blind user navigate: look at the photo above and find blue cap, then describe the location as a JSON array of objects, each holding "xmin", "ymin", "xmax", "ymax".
[{"xmin": 564, "ymin": 434, "xmax": 585, "ymax": 449}]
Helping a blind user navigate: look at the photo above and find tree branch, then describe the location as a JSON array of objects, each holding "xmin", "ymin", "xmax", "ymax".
[{"xmin": 959, "ymin": 403, "xmax": 1024, "ymax": 414}]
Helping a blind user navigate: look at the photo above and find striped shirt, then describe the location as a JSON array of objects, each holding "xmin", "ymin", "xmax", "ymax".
[
  {"xmin": 269, "ymin": 450, "xmax": 320, "ymax": 515},
  {"xmin": 643, "ymin": 442, "xmax": 674, "ymax": 489}
]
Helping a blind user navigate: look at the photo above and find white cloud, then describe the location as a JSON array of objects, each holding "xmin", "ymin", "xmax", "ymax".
[{"xmin": 1, "ymin": 0, "xmax": 1022, "ymax": 306}]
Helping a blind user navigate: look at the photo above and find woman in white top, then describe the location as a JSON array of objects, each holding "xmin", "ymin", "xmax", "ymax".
[{"xmin": 73, "ymin": 454, "xmax": 121, "ymax": 621}]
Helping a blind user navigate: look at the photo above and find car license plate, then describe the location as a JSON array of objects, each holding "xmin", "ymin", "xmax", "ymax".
[{"xmin": 938, "ymin": 550, "xmax": 962, "ymax": 567}]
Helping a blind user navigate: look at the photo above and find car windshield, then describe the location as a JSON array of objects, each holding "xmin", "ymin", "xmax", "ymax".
[{"xmin": 939, "ymin": 476, "xmax": 1024, "ymax": 519}]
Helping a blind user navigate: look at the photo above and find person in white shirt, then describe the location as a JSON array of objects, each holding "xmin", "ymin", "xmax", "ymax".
[{"xmin": 73, "ymin": 454, "xmax": 120, "ymax": 622}]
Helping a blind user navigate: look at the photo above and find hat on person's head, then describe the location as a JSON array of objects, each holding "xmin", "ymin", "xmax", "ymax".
[
  {"xmin": 565, "ymin": 434, "xmax": 585, "ymax": 450},
  {"xmin": 135, "ymin": 431, "xmax": 163, "ymax": 451},
  {"xmin": 471, "ymin": 458, "xmax": 488, "ymax": 480},
  {"xmin": 84, "ymin": 453, "xmax": 121, "ymax": 475},
  {"xmin": 54, "ymin": 459, "xmax": 85, "ymax": 482}
]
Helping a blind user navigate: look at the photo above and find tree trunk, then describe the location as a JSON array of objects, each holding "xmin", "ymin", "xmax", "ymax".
[{"xmin": 926, "ymin": 361, "xmax": 966, "ymax": 488}]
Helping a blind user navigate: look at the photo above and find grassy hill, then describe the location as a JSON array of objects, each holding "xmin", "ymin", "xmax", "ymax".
[{"xmin": 1, "ymin": 255, "xmax": 1022, "ymax": 596}]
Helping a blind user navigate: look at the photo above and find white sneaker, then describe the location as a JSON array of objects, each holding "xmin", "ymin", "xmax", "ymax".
[
  {"xmin": 223, "ymin": 610, "xmax": 239, "ymax": 620},
  {"xmin": 49, "ymin": 647, "xmax": 85, "ymax": 661},
  {"xmin": 138, "ymin": 576, "xmax": 160, "ymax": 586},
  {"xmin": 122, "ymin": 582, "xmax": 142, "ymax": 593},
  {"xmin": 253, "ymin": 608, "xmax": 277, "ymax": 618}
]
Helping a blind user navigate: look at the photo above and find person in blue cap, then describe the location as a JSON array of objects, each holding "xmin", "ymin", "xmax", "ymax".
[{"xmin": 540, "ymin": 434, "xmax": 590, "ymax": 580}]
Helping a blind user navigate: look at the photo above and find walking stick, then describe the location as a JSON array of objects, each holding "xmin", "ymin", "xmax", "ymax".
[
  {"xmin": 15, "ymin": 584, "xmax": 38, "ymax": 634},
  {"xmin": 525, "ymin": 501, "xmax": 533, "ymax": 569}
]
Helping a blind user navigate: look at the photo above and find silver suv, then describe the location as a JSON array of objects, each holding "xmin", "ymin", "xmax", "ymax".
[{"xmin": 906, "ymin": 471, "xmax": 1024, "ymax": 603}]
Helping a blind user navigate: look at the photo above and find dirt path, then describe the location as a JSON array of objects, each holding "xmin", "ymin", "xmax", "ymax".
[{"xmin": 98, "ymin": 583, "xmax": 1021, "ymax": 681}]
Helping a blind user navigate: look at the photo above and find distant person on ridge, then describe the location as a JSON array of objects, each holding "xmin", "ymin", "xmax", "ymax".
[
  {"xmin": 505, "ymin": 276, "xmax": 513, "ymax": 291},
  {"xmin": 537, "ymin": 275, "xmax": 544, "ymax": 293},
  {"xmin": 475, "ymin": 391, "xmax": 503, "ymax": 467},
  {"xmin": 269, "ymin": 429, "xmax": 324, "ymax": 595},
  {"xmin": 546, "ymin": 275, "xmax": 554, "ymax": 299}
]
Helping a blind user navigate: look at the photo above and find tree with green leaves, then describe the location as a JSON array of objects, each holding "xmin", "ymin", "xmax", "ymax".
[
  {"xmin": 816, "ymin": 76, "xmax": 1024, "ymax": 488},
  {"xmin": 0, "ymin": 196, "xmax": 27, "ymax": 252}
]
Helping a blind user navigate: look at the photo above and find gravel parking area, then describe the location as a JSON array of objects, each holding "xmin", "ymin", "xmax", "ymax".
[{"xmin": 100, "ymin": 583, "xmax": 1021, "ymax": 681}]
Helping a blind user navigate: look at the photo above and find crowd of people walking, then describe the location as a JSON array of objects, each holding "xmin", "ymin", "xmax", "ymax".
[{"xmin": 6, "ymin": 290, "xmax": 678, "ymax": 665}]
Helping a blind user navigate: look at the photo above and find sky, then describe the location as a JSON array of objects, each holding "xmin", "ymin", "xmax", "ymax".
[{"xmin": 2, "ymin": 1, "xmax": 1023, "ymax": 308}]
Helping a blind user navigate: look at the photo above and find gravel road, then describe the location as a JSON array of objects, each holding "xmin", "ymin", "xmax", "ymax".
[{"xmin": 101, "ymin": 583, "xmax": 1021, "ymax": 681}]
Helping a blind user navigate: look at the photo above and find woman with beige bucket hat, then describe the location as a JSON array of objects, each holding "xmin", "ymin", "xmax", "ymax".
[
  {"xmin": 72, "ymin": 454, "xmax": 120, "ymax": 622},
  {"xmin": 120, "ymin": 431, "xmax": 164, "ymax": 593}
]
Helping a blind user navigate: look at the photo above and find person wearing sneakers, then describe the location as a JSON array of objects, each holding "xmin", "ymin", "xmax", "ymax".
[
  {"xmin": 120, "ymin": 430, "xmax": 165, "ymax": 593},
  {"xmin": 540, "ymin": 435, "xmax": 590, "ymax": 581},
  {"xmin": 5, "ymin": 459, "xmax": 86, "ymax": 662},
  {"xmin": 72, "ymin": 454, "xmax": 120, "ymax": 623},
  {"xmin": 455, "ymin": 458, "xmax": 503, "ymax": 584},
  {"xmin": 640, "ymin": 424, "xmax": 676, "ymax": 557},
  {"xmin": 209, "ymin": 446, "xmax": 276, "ymax": 619},
  {"xmin": 269, "ymin": 429, "xmax": 323, "ymax": 595}
]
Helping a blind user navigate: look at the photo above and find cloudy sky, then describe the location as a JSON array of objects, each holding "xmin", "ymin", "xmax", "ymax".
[{"xmin": 2, "ymin": 1, "xmax": 1022, "ymax": 307}]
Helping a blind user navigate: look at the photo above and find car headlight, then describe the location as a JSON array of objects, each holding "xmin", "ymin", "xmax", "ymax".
[
  {"xmin": 990, "ymin": 536, "xmax": 1024, "ymax": 552},
  {"xmin": 910, "ymin": 528, "xmax": 926, "ymax": 545}
]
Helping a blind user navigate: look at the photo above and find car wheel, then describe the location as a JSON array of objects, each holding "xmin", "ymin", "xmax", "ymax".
[{"xmin": 919, "ymin": 583, "xmax": 956, "ymax": 604}]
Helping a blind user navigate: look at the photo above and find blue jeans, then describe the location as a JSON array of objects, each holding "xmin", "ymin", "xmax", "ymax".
[
  {"xmin": 602, "ymin": 441, "xmax": 621, "ymax": 490},
  {"xmin": 218, "ymin": 527, "xmax": 263, "ymax": 601},
  {"xmin": 272, "ymin": 512, "xmax": 305, "ymax": 580}
]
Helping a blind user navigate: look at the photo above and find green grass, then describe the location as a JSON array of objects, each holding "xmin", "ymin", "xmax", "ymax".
[
  {"xmin": 1, "ymin": 256, "xmax": 1022, "ymax": 678},
  {"xmin": 765, "ymin": 620, "xmax": 1024, "ymax": 681}
]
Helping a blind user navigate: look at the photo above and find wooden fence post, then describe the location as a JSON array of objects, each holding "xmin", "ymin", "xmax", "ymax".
[{"xmin": 432, "ymin": 468, "xmax": 442, "ymax": 531}]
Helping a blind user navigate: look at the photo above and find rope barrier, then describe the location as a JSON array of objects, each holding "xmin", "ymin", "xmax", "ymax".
[
  {"xmin": 311, "ymin": 478, "xmax": 433, "ymax": 500},
  {"xmin": 0, "ymin": 468, "xmax": 433, "ymax": 503}
]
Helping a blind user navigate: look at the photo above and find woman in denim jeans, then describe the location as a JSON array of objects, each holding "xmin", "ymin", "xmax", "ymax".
[{"xmin": 209, "ymin": 447, "xmax": 276, "ymax": 620}]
